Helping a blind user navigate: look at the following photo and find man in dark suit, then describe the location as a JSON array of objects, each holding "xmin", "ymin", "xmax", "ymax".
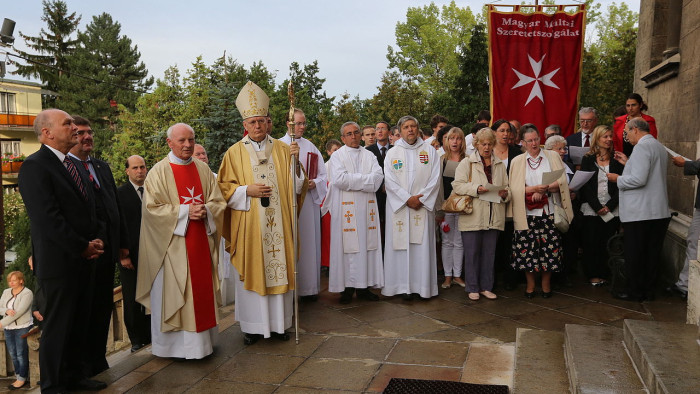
[
  {"xmin": 68, "ymin": 115, "xmax": 128, "ymax": 377},
  {"xmin": 19, "ymin": 109, "xmax": 107, "ymax": 393},
  {"xmin": 566, "ymin": 107, "xmax": 598, "ymax": 148},
  {"xmin": 365, "ymin": 121, "xmax": 392, "ymax": 251},
  {"xmin": 117, "ymin": 155, "xmax": 151, "ymax": 351}
]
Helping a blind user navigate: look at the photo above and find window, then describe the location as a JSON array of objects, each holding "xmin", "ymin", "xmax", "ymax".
[
  {"xmin": 0, "ymin": 92, "xmax": 16, "ymax": 114},
  {"xmin": 1, "ymin": 140, "xmax": 21, "ymax": 156}
]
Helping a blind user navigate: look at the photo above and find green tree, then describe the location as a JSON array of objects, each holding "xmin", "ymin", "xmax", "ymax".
[
  {"xmin": 13, "ymin": 0, "xmax": 81, "ymax": 107},
  {"xmin": 364, "ymin": 71, "xmax": 428, "ymax": 127},
  {"xmin": 448, "ymin": 22, "xmax": 489, "ymax": 127},
  {"xmin": 580, "ymin": 2, "xmax": 637, "ymax": 125},
  {"xmin": 57, "ymin": 12, "xmax": 153, "ymax": 138},
  {"xmin": 387, "ymin": 1, "xmax": 476, "ymax": 96}
]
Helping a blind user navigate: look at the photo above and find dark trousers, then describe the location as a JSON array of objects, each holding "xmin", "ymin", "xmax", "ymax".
[
  {"xmin": 622, "ymin": 217, "xmax": 671, "ymax": 296},
  {"xmin": 39, "ymin": 266, "xmax": 91, "ymax": 393},
  {"xmin": 120, "ymin": 266, "xmax": 151, "ymax": 346},
  {"xmin": 83, "ymin": 256, "xmax": 116, "ymax": 377},
  {"xmin": 581, "ymin": 215, "xmax": 619, "ymax": 280},
  {"xmin": 495, "ymin": 221, "xmax": 519, "ymax": 287},
  {"xmin": 462, "ymin": 230, "xmax": 499, "ymax": 293}
]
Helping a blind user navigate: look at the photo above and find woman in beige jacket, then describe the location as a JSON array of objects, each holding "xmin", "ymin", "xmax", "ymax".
[
  {"xmin": 452, "ymin": 128, "xmax": 511, "ymax": 301},
  {"xmin": 507, "ymin": 125, "xmax": 574, "ymax": 299}
]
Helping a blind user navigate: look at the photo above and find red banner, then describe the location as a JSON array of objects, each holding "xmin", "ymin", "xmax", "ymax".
[{"xmin": 489, "ymin": 6, "xmax": 585, "ymax": 138}]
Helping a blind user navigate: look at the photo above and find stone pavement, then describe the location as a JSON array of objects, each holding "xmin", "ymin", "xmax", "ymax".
[{"xmin": 23, "ymin": 273, "xmax": 686, "ymax": 393}]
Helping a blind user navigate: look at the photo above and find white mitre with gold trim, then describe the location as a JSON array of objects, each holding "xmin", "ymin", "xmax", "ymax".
[{"xmin": 235, "ymin": 81, "xmax": 269, "ymax": 120}]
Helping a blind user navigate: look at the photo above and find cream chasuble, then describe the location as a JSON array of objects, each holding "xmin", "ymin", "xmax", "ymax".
[
  {"xmin": 325, "ymin": 145, "xmax": 385, "ymax": 293},
  {"xmin": 382, "ymin": 139, "xmax": 441, "ymax": 298}
]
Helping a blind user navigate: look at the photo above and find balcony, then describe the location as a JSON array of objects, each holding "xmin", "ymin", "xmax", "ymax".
[{"xmin": 0, "ymin": 113, "xmax": 36, "ymax": 128}]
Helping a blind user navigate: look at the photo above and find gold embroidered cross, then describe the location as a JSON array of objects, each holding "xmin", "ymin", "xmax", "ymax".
[
  {"xmin": 414, "ymin": 215, "xmax": 421, "ymax": 226},
  {"xmin": 369, "ymin": 209, "xmax": 376, "ymax": 222},
  {"xmin": 345, "ymin": 210, "xmax": 353, "ymax": 223},
  {"xmin": 267, "ymin": 245, "xmax": 280, "ymax": 258},
  {"xmin": 397, "ymin": 220, "xmax": 404, "ymax": 232}
]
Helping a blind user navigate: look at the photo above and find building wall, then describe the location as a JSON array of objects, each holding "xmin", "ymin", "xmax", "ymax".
[{"xmin": 634, "ymin": 0, "xmax": 700, "ymax": 284}]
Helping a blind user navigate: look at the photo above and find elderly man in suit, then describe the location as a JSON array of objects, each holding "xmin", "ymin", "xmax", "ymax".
[
  {"xmin": 607, "ymin": 118, "xmax": 671, "ymax": 302},
  {"xmin": 117, "ymin": 155, "xmax": 151, "ymax": 352},
  {"xmin": 19, "ymin": 109, "xmax": 107, "ymax": 392},
  {"xmin": 68, "ymin": 115, "xmax": 129, "ymax": 376},
  {"xmin": 566, "ymin": 107, "xmax": 598, "ymax": 148}
]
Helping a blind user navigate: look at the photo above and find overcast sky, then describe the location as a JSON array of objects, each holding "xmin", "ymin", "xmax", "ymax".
[{"xmin": 3, "ymin": 1, "xmax": 640, "ymax": 100}]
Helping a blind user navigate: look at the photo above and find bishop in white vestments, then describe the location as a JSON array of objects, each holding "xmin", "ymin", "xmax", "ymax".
[
  {"xmin": 324, "ymin": 121, "xmax": 384, "ymax": 304},
  {"xmin": 382, "ymin": 116, "xmax": 441, "ymax": 300}
]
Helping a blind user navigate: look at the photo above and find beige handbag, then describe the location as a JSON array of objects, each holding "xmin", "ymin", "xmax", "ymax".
[{"xmin": 442, "ymin": 161, "xmax": 473, "ymax": 214}]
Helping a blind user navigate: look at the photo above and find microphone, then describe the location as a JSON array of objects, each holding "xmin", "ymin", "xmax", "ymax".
[{"xmin": 261, "ymin": 197, "xmax": 269, "ymax": 207}]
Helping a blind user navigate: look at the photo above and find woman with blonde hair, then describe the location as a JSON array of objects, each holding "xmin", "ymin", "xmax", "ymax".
[
  {"xmin": 452, "ymin": 128, "xmax": 510, "ymax": 300},
  {"xmin": 437, "ymin": 127, "xmax": 467, "ymax": 289},
  {"xmin": 508, "ymin": 124, "xmax": 573, "ymax": 298},
  {"xmin": 0, "ymin": 271, "xmax": 33, "ymax": 389},
  {"xmin": 579, "ymin": 125, "xmax": 623, "ymax": 286}
]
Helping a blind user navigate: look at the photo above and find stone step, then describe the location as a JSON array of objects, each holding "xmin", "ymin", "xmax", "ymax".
[
  {"xmin": 564, "ymin": 324, "xmax": 646, "ymax": 393},
  {"xmin": 623, "ymin": 320, "xmax": 700, "ymax": 394},
  {"xmin": 512, "ymin": 328, "xmax": 569, "ymax": 394},
  {"xmin": 461, "ymin": 342, "xmax": 514, "ymax": 391}
]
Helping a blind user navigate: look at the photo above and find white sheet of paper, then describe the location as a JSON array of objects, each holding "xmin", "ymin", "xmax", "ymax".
[
  {"xmin": 601, "ymin": 212, "xmax": 615, "ymax": 223},
  {"xmin": 664, "ymin": 146, "xmax": 690, "ymax": 161},
  {"xmin": 568, "ymin": 170, "xmax": 595, "ymax": 191},
  {"xmin": 568, "ymin": 146, "xmax": 589, "ymax": 165},
  {"xmin": 541, "ymin": 169, "xmax": 565, "ymax": 185},
  {"xmin": 479, "ymin": 184, "xmax": 507, "ymax": 203}
]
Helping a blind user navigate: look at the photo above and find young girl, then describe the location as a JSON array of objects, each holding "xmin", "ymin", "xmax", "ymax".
[{"xmin": 0, "ymin": 271, "xmax": 34, "ymax": 389}]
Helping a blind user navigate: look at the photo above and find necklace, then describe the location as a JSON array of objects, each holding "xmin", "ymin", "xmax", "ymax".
[{"xmin": 527, "ymin": 156, "xmax": 543, "ymax": 169}]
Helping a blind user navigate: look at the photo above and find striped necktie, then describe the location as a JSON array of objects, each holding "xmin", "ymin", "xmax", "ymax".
[
  {"xmin": 82, "ymin": 159, "xmax": 100, "ymax": 190},
  {"xmin": 64, "ymin": 156, "xmax": 87, "ymax": 200}
]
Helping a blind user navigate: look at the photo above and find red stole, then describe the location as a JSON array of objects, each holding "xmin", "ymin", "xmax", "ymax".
[{"xmin": 170, "ymin": 162, "xmax": 216, "ymax": 332}]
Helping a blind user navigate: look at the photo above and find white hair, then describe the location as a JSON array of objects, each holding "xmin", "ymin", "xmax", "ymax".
[{"xmin": 166, "ymin": 123, "xmax": 195, "ymax": 139}]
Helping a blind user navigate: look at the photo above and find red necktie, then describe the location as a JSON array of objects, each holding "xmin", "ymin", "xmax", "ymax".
[{"xmin": 584, "ymin": 134, "xmax": 590, "ymax": 147}]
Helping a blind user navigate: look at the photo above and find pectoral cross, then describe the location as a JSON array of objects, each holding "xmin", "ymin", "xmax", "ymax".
[
  {"xmin": 369, "ymin": 209, "xmax": 376, "ymax": 222},
  {"xmin": 345, "ymin": 210, "xmax": 353, "ymax": 223},
  {"xmin": 267, "ymin": 245, "xmax": 280, "ymax": 258},
  {"xmin": 397, "ymin": 220, "xmax": 404, "ymax": 232},
  {"xmin": 414, "ymin": 215, "xmax": 421, "ymax": 226}
]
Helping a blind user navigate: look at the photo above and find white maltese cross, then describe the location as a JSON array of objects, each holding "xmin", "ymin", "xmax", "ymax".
[
  {"xmin": 511, "ymin": 54, "xmax": 560, "ymax": 106},
  {"xmin": 181, "ymin": 186, "xmax": 203, "ymax": 204}
]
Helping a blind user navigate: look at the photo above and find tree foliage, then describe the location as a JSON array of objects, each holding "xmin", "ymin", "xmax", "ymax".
[
  {"xmin": 387, "ymin": 1, "xmax": 476, "ymax": 96},
  {"xmin": 447, "ymin": 22, "xmax": 489, "ymax": 128},
  {"xmin": 13, "ymin": 0, "xmax": 81, "ymax": 107}
]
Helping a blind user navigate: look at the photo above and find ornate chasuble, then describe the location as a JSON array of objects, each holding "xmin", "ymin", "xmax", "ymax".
[
  {"xmin": 241, "ymin": 138, "xmax": 289, "ymax": 289},
  {"xmin": 169, "ymin": 163, "xmax": 216, "ymax": 332}
]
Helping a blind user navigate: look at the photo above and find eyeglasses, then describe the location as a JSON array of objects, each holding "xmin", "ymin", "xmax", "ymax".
[
  {"xmin": 246, "ymin": 119, "xmax": 267, "ymax": 126},
  {"xmin": 579, "ymin": 119, "xmax": 595, "ymax": 124},
  {"xmin": 342, "ymin": 130, "xmax": 360, "ymax": 138},
  {"xmin": 523, "ymin": 138, "xmax": 539, "ymax": 144},
  {"xmin": 295, "ymin": 122, "xmax": 307, "ymax": 127}
]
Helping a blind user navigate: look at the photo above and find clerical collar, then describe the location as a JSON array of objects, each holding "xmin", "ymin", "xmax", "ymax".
[
  {"xmin": 168, "ymin": 151, "xmax": 193, "ymax": 165},
  {"xmin": 248, "ymin": 136, "xmax": 268, "ymax": 151}
]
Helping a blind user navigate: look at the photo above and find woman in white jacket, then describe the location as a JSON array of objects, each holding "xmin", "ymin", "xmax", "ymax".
[
  {"xmin": 452, "ymin": 128, "xmax": 511, "ymax": 301},
  {"xmin": 0, "ymin": 271, "xmax": 34, "ymax": 389}
]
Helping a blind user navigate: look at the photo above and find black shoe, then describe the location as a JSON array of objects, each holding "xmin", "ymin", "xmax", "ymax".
[
  {"xmin": 401, "ymin": 293, "xmax": 414, "ymax": 301},
  {"xmin": 272, "ymin": 331, "xmax": 290, "ymax": 341},
  {"xmin": 340, "ymin": 288, "xmax": 354, "ymax": 304},
  {"xmin": 8, "ymin": 382, "xmax": 27, "ymax": 390},
  {"xmin": 666, "ymin": 285, "xmax": 688, "ymax": 300},
  {"xmin": 613, "ymin": 291, "xmax": 643, "ymax": 302},
  {"xmin": 524, "ymin": 291, "xmax": 536, "ymax": 299},
  {"xmin": 243, "ymin": 333, "xmax": 262, "ymax": 345},
  {"xmin": 541, "ymin": 291, "xmax": 552, "ymax": 299},
  {"xmin": 131, "ymin": 343, "xmax": 145, "ymax": 352},
  {"xmin": 356, "ymin": 289, "xmax": 379, "ymax": 301},
  {"xmin": 69, "ymin": 378, "xmax": 107, "ymax": 391}
]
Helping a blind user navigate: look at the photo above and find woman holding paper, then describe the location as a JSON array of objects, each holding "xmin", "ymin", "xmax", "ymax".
[
  {"xmin": 452, "ymin": 128, "xmax": 510, "ymax": 301},
  {"xmin": 508, "ymin": 124, "xmax": 573, "ymax": 299},
  {"xmin": 579, "ymin": 125, "xmax": 623, "ymax": 286}
]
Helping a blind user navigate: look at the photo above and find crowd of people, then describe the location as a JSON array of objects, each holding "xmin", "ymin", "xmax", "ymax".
[{"xmin": 15, "ymin": 84, "xmax": 697, "ymax": 392}]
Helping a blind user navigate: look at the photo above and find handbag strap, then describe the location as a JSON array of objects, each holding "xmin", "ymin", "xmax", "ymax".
[{"xmin": 468, "ymin": 160, "xmax": 472, "ymax": 183}]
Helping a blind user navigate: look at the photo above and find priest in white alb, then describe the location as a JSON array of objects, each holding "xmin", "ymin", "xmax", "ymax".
[
  {"xmin": 324, "ymin": 121, "xmax": 384, "ymax": 304},
  {"xmin": 136, "ymin": 123, "xmax": 226, "ymax": 359},
  {"xmin": 279, "ymin": 109, "xmax": 327, "ymax": 301},
  {"xmin": 382, "ymin": 116, "xmax": 441, "ymax": 300},
  {"xmin": 217, "ymin": 81, "xmax": 307, "ymax": 345}
]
